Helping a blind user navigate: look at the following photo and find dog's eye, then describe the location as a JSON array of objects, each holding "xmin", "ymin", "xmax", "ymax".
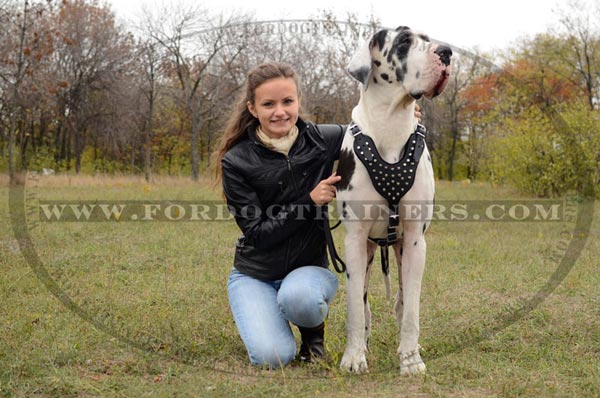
[{"xmin": 418, "ymin": 34, "xmax": 430, "ymax": 42}]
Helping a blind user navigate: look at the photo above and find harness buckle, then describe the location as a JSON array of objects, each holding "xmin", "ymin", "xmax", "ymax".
[
  {"xmin": 350, "ymin": 124, "xmax": 362, "ymax": 137},
  {"xmin": 415, "ymin": 123, "xmax": 426, "ymax": 138},
  {"xmin": 387, "ymin": 229, "xmax": 398, "ymax": 243}
]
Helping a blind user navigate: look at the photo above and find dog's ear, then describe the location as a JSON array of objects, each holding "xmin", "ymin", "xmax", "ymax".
[
  {"xmin": 347, "ymin": 36, "xmax": 373, "ymax": 85},
  {"xmin": 347, "ymin": 29, "xmax": 388, "ymax": 86}
]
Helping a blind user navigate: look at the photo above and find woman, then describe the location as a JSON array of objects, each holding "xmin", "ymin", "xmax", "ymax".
[{"xmin": 214, "ymin": 62, "xmax": 344, "ymax": 368}]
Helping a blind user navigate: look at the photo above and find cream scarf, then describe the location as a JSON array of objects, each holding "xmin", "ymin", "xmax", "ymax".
[{"xmin": 256, "ymin": 125, "xmax": 299, "ymax": 156}]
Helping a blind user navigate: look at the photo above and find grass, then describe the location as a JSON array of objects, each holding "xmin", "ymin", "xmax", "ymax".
[{"xmin": 1, "ymin": 174, "xmax": 598, "ymax": 397}]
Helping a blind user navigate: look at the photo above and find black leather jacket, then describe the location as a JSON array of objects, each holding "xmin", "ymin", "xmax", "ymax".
[{"xmin": 221, "ymin": 118, "xmax": 345, "ymax": 281}]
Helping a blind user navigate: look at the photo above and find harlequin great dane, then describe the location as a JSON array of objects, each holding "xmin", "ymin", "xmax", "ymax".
[{"xmin": 335, "ymin": 26, "xmax": 452, "ymax": 374}]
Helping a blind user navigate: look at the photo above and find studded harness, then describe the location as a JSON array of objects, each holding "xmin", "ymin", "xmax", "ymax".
[
  {"xmin": 351, "ymin": 122, "xmax": 426, "ymax": 242},
  {"xmin": 326, "ymin": 123, "xmax": 427, "ymax": 275}
]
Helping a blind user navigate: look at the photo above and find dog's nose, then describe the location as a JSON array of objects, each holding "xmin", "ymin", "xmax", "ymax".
[{"xmin": 434, "ymin": 45, "xmax": 452, "ymax": 66}]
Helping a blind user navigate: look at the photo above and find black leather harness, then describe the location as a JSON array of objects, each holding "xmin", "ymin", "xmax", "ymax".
[
  {"xmin": 326, "ymin": 122, "xmax": 428, "ymax": 275},
  {"xmin": 351, "ymin": 122, "xmax": 427, "ymax": 244}
]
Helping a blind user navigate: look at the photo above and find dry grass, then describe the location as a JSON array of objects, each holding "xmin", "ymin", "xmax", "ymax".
[
  {"xmin": 21, "ymin": 172, "xmax": 218, "ymax": 189},
  {"xmin": 1, "ymin": 174, "xmax": 598, "ymax": 398}
]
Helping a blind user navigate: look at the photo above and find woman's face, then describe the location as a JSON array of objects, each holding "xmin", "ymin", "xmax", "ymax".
[{"xmin": 247, "ymin": 77, "xmax": 300, "ymax": 139}]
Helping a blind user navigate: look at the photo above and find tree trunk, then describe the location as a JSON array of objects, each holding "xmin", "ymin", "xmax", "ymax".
[
  {"xmin": 8, "ymin": 121, "xmax": 16, "ymax": 181},
  {"xmin": 93, "ymin": 133, "xmax": 99, "ymax": 172},
  {"xmin": 38, "ymin": 112, "xmax": 47, "ymax": 149},
  {"xmin": 130, "ymin": 141, "xmax": 135, "ymax": 175},
  {"xmin": 145, "ymin": 96, "xmax": 154, "ymax": 182},
  {"xmin": 20, "ymin": 127, "xmax": 29, "ymax": 171},
  {"xmin": 74, "ymin": 127, "xmax": 82, "ymax": 174},
  {"xmin": 66, "ymin": 127, "xmax": 72, "ymax": 171},
  {"xmin": 30, "ymin": 117, "xmax": 37, "ymax": 154},
  {"xmin": 206, "ymin": 134, "xmax": 212, "ymax": 167},
  {"xmin": 190, "ymin": 114, "xmax": 200, "ymax": 181},
  {"xmin": 448, "ymin": 126, "xmax": 458, "ymax": 181},
  {"xmin": 9, "ymin": 1, "xmax": 28, "ymax": 182}
]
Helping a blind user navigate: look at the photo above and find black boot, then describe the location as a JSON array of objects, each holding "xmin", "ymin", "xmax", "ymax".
[{"xmin": 298, "ymin": 322, "xmax": 325, "ymax": 362}]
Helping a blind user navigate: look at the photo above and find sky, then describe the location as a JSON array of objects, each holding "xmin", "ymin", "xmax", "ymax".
[{"xmin": 107, "ymin": 0, "xmax": 571, "ymax": 53}]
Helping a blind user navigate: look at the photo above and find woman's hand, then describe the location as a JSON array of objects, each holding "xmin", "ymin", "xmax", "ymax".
[
  {"xmin": 310, "ymin": 173, "xmax": 342, "ymax": 205},
  {"xmin": 415, "ymin": 103, "xmax": 422, "ymax": 123}
]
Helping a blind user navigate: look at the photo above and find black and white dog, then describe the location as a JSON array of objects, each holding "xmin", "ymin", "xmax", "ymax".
[{"xmin": 335, "ymin": 26, "xmax": 452, "ymax": 374}]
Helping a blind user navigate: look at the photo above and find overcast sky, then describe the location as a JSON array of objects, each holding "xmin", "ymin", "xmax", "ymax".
[{"xmin": 107, "ymin": 0, "xmax": 575, "ymax": 53}]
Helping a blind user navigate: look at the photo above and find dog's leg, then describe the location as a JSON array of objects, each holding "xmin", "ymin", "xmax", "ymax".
[
  {"xmin": 397, "ymin": 221, "xmax": 427, "ymax": 375},
  {"xmin": 340, "ymin": 232, "xmax": 370, "ymax": 373},
  {"xmin": 392, "ymin": 239, "xmax": 404, "ymax": 331},
  {"xmin": 364, "ymin": 241, "xmax": 377, "ymax": 351}
]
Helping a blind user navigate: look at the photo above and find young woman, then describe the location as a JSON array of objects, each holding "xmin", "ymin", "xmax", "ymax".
[{"xmin": 214, "ymin": 62, "xmax": 345, "ymax": 368}]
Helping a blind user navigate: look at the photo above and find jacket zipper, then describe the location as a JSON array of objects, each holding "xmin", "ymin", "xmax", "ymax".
[
  {"xmin": 251, "ymin": 125, "xmax": 309, "ymax": 275},
  {"xmin": 286, "ymin": 157, "xmax": 300, "ymax": 195},
  {"xmin": 284, "ymin": 157, "xmax": 298, "ymax": 274}
]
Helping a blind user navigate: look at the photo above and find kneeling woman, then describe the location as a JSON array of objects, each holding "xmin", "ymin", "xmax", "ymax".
[{"xmin": 214, "ymin": 62, "xmax": 344, "ymax": 368}]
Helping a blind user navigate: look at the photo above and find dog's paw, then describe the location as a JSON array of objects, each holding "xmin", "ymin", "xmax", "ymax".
[
  {"xmin": 340, "ymin": 348, "xmax": 369, "ymax": 373},
  {"xmin": 399, "ymin": 349, "xmax": 426, "ymax": 376},
  {"xmin": 400, "ymin": 359, "xmax": 426, "ymax": 376}
]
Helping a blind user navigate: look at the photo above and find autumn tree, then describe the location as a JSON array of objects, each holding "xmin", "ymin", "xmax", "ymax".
[
  {"xmin": 49, "ymin": 0, "xmax": 134, "ymax": 173},
  {"xmin": 461, "ymin": 31, "xmax": 599, "ymax": 197},
  {"xmin": 0, "ymin": 0, "xmax": 53, "ymax": 179}
]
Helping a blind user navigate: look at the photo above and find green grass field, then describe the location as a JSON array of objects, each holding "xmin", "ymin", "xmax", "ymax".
[{"xmin": 1, "ymin": 174, "xmax": 598, "ymax": 397}]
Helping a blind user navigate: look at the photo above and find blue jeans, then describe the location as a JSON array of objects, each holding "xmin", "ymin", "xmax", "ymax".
[{"xmin": 228, "ymin": 266, "xmax": 339, "ymax": 368}]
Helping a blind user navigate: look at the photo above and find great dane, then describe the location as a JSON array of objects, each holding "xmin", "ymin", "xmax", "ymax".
[{"xmin": 335, "ymin": 26, "xmax": 452, "ymax": 374}]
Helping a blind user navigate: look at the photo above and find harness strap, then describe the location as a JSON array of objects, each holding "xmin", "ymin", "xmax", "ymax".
[{"xmin": 368, "ymin": 206, "xmax": 401, "ymax": 277}]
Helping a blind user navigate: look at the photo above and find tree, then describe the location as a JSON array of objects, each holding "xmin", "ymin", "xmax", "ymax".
[
  {"xmin": 419, "ymin": 49, "xmax": 491, "ymax": 181},
  {"xmin": 552, "ymin": 0, "xmax": 600, "ymax": 110},
  {"xmin": 50, "ymin": 0, "xmax": 133, "ymax": 173},
  {"xmin": 0, "ymin": 0, "xmax": 50, "ymax": 179},
  {"xmin": 461, "ymin": 31, "xmax": 599, "ymax": 197},
  {"xmin": 137, "ymin": 38, "xmax": 162, "ymax": 181},
  {"xmin": 142, "ymin": 4, "xmax": 246, "ymax": 180}
]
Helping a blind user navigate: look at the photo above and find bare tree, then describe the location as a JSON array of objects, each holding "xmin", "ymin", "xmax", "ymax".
[
  {"xmin": 553, "ymin": 1, "xmax": 600, "ymax": 110},
  {"xmin": 49, "ymin": 0, "xmax": 133, "ymax": 173},
  {"xmin": 0, "ymin": 0, "xmax": 33, "ymax": 180},
  {"xmin": 137, "ymin": 38, "xmax": 162, "ymax": 181},
  {"xmin": 142, "ymin": 4, "xmax": 246, "ymax": 180}
]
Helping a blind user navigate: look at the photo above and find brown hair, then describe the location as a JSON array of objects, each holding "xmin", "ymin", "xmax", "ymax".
[{"xmin": 212, "ymin": 62, "xmax": 302, "ymax": 182}]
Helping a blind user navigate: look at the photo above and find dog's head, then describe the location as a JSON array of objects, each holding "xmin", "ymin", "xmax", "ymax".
[{"xmin": 348, "ymin": 26, "xmax": 452, "ymax": 100}]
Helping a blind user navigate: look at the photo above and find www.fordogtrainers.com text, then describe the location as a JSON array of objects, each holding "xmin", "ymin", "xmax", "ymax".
[{"xmin": 37, "ymin": 200, "xmax": 566, "ymax": 223}]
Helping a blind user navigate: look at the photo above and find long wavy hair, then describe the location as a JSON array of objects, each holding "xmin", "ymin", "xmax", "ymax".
[{"xmin": 212, "ymin": 62, "xmax": 302, "ymax": 182}]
